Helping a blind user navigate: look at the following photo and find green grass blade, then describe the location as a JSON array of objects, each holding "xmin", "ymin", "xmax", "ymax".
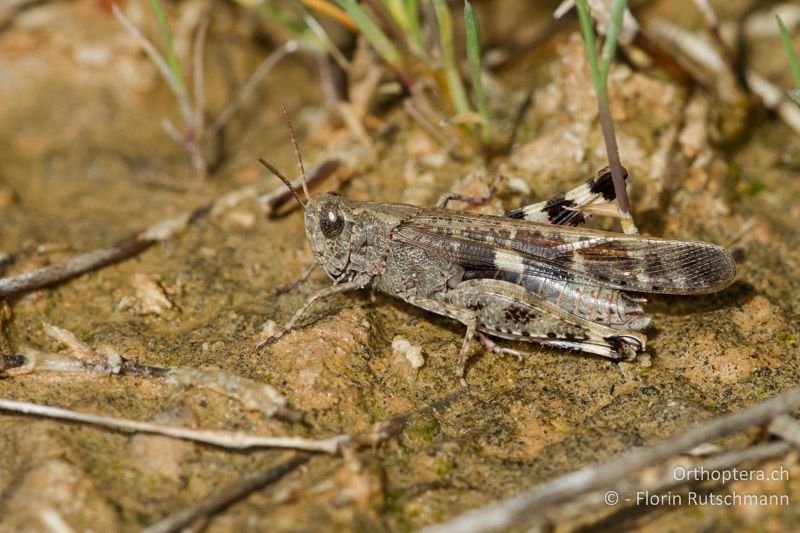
[
  {"xmin": 255, "ymin": 1, "xmax": 311, "ymax": 39},
  {"xmin": 335, "ymin": 0, "xmax": 402, "ymax": 66},
  {"xmin": 148, "ymin": 0, "xmax": 187, "ymax": 94},
  {"xmin": 404, "ymin": 0, "xmax": 425, "ymax": 56},
  {"xmin": 464, "ymin": 0, "xmax": 490, "ymax": 142},
  {"xmin": 776, "ymin": 15, "xmax": 800, "ymax": 90},
  {"xmin": 382, "ymin": 0, "xmax": 425, "ymax": 57},
  {"xmin": 599, "ymin": 0, "xmax": 627, "ymax": 85},
  {"xmin": 575, "ymin": 0, "xmax": 603, "ymax": 101},
  {"xmin": 433, "ymin": 0, "xmax": 470, "ymax": 115},
  {"xmin": 384, "ymin": 0, "xmax": 409, "ymax": 31}
]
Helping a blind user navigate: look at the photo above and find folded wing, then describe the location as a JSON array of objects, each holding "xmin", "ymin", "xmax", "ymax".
[{"xmin": 392, "ymin": 211, "xmax": 736, "ymax": 295}]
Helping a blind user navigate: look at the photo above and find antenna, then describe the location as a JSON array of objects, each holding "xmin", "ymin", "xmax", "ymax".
[
  {"xmin": 281, "ymin": 105, "xmax": 310, "ymax": 203},
  {"xmin": 258, "ymin": 158, "xmax": 306, "ymax": 210}
]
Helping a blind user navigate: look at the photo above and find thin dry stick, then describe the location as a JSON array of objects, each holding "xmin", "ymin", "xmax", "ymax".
[
  {"xmin": 299, "ymin": 9, "xmax": 351, "ymax": 71},
  {"xmin": 0, "ymin": 160, "xmax": 338, "ymax": 299},
  {"xmin": 0, "ymin": 232, "xmax": 157, "ymax": 299},
  {"xmin": 423, "ymin": 386, "xmax": 800, "ymax": 533},
  {"xmin": 143, "ymin": 389, "xmax": 465, "ymax": 532},
  {"xmin": 768, "ymin": 415, "xmax": 800, "ymax": 446},
  {"xmin": 746, "ymin": 71, "xmax": 800, "ymax": 134},
  {"xmin": 0, "ymin": 399, "xmax": 348, "ymax": 453},
  {"xmin": 693, "ymin": 0, "xmax": 741, "ymax": 80},
  {"xmin": 5, "ymin": 345, "xmax": 303, "ymax": 422},
  {"xmin": 649, "ymin": 19, "xmax": 800, "ymax": 136},
  {"xmin": 142, "ymin": 453, "xmax": 311, "ymax": 533},
  {"xmin": 192, "ymin": 9, "xmax": 210, "ymax": 141},
  {"xmin": 550, "ymin": 439, "xmax": 791, "ymax": 527},
  {"xmin": 189, "ymin": 8, "xmax": 211, "ymax": 181},
  {"xmin": 146, "ymin": 421, "xmax": 409, "ymax": 533}
]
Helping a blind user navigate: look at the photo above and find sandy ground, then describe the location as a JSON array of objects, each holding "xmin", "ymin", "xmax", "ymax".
[{"xmin": 0, "ymin": 0, "xmax": 799, "ymax": 531}]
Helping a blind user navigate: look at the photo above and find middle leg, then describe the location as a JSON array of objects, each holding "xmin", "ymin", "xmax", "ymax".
[{"xmin": 404, "ymin": 295, "xmax": 479, "ymax": 391}]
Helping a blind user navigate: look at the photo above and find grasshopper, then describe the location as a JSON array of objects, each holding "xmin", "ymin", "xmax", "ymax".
[{"xmin": 258, "ymin": 146, "xmax": 735, "ymax": 389}]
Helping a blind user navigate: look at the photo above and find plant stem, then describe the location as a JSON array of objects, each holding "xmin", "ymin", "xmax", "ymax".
[
  {"xmin": 433, "ymin": 0, "xmax": 470, "ymax": 116},
  {"xmin": 464, "ymin": 0, "xmax": 490, "ymax": 144},
  {"xmin": 597, "ymin": 103, "xmax": 631, "ymax": 217},
  {"xmin": 424, "ymin": 386, "xmax": 800, "ymax": 532},
  {"xmin": 142, "ymin": 454, "xmax": 311, "ymax": 533},
  {"xmin": 575, "ymin": 0, "xmax": 637, "ymax": 233},
  {"xmin": 575, "ymin": 0, "xmax": 601, "ymax": 96},
  {"xmin": 405, "ymin": 0, "xmax": 425, "ymax": 57},
  {"xmin": 335, "ymin": 0, "xmax": 402, "ymax": 67},
  {"xmin": 599, "ymin": 0, "xmax": 627, "ymax": 90},
  {"xmin": 148, "ymin": 0, "xmax": 187, "ymax": 94}
]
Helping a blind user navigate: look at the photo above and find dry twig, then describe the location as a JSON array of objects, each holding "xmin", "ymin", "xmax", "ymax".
[
  {"xmin": 544, "ymin": 440, "xmax": 791, "ymax": 527},
  {"xmin": 7, "ymin": 323, "xmax": 304, "ymax": 422},
  {"xmin": 0, "ymin": 161, "xmax": 338, "ymax": 299},
  {"xmin": 142, "ymin": 453, "xmax": 311, "ymax": 533},
  {"xmin": 424, "ymin": 386, "xmax": 800, "ymax": 533},
  {"xmin": 0, "ymin": 399, "xmax": 347, "ymax": 453}
]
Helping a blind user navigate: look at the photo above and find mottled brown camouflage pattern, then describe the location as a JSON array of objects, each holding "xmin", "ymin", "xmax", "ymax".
[{"xmin": 289, "ymin": 186, "xmax": 735, "ymax": 379}]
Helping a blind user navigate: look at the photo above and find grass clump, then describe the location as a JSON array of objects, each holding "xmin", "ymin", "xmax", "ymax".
[{"xmin": 303, "ymin": 0, "xmax": 497, "ymax": 153}]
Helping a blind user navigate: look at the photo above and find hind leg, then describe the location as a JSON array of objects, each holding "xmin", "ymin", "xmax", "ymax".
[
  {"xmin": 505, "ymin": 166, "xmax": 629, "ymax": 226},
  {"xmin": 445, "ymin": 279, "xmax": 646, "ymax": 361}
]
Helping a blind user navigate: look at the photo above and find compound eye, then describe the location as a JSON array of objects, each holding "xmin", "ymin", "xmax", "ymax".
[{"xmin": 319, "ymin": 203, "xmax": 344, "ymax": 239}]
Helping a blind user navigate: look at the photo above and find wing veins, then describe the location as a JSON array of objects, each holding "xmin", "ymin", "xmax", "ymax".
[{"xmin": 393, "ymin": 211, "xmax": 735, "ymax": 294}]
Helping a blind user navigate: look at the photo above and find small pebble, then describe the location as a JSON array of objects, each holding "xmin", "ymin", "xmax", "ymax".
[
  {"xmin": 258, "ymin": 320, "xmax": 277, "ymax": 341},
  {"xmin": 392, "ymin": 336, "xmax": 425, "ymax": 369},
  {"xmin": 72, "ymin": 44, "xmax": 111, "ymax": 68},
  {"xmin": 227, "ymin": 209, "xmax": 256, "ymax": 229},
  {"xmin": 131, "ymin": 273, "xmax": 172, "ymax": 315},
  {"xmin": 506, "ymin": 176, "xmax": 531, "ymax": 196}
]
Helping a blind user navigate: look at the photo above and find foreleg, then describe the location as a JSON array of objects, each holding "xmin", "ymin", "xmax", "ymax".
[{"xmin": 256, "ymin": 280, "xmax": 361, "ymax": 349}]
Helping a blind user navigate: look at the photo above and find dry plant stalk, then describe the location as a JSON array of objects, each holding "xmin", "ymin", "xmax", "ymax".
[
  {"xmin": 142, "ymin": 453, "xmax": 311, "ymax": 533},
  {"xmin": 0, "ymin": 160, "xmax": 339, "ymax": 299},
  {"xmin": 423, "ymin": 386, "xmax": 800, "ymax": 532},
  {"xmin": 0, "ymin": 399, "xmax": 347, "ymax": 453},
  {"xmin": 113, "ymin": 3, "xmax": 307, "ymax": 180}
]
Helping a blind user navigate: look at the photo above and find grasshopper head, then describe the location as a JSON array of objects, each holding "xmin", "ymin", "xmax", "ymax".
[{"xmin": 305, "ymin": 192, "xmax": 354, "ymax": 278}]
